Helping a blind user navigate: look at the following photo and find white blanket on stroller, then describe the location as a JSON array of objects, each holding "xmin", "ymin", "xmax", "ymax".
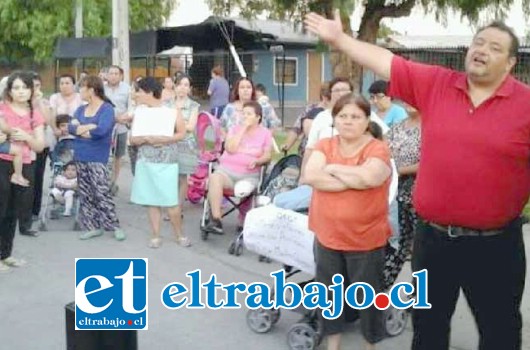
[{"xmin": 244, "ymin": 205, "xmax": 316, "ymax": 275}]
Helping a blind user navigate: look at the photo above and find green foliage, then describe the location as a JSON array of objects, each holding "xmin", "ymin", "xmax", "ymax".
[
  {"xmin": 206, "ymin": 0, "xmax": 529, "ymax": 29},
  {"xmin": 0, "ymin": 0, "xmax": 175, "ymax": 62},
  {"xmin": 378, "ymin": 23, "xmax": 399, "ymax": 38}
]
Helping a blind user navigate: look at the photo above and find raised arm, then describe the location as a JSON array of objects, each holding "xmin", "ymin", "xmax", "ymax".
[
  {"xmin": 304, "ymin": 10, "xmax": 394, "ymax": 81},
  {"xmin": 224, "ymin": 126, "xmax": 247, "ymax": 154}
]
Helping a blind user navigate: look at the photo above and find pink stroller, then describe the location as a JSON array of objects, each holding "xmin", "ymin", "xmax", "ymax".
[{"xmin": 187, "ymin": 111, "xmax": 223, "ymax": 204}]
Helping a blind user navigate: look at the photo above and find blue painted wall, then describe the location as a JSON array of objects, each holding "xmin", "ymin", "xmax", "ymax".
[{"xmin": 252, "ymin": 50, "xmax": 307, "ymax": 103}]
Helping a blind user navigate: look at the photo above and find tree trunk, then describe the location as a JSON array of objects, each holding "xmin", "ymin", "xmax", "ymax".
[
  {"xmin": 328, "ymin": 0, "xmax": 416, "ymax": 92},
  {"xmin": 329, "ymin": 13, "xmax": 354, "ymax": 81}
]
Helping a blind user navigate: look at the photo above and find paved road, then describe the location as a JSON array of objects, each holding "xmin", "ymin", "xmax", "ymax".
[{"xmin": 1, "ymin": 162, "xmax": 529, "ymax": 350}]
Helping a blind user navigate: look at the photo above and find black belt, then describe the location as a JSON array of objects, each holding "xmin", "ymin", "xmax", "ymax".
[{"xmin": 428, "ymin": 222, "xmax": 506, "ymax": 238}]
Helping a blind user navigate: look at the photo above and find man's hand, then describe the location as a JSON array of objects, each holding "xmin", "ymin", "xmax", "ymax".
[{"xmin": 304, "ymin": 10, "xmax": 344, "ymax": 47}]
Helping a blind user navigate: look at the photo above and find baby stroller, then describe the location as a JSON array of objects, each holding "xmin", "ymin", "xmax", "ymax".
[
  {"xmin": 227, "ymin": 154, "xmax": 302, "ymax": 257},
  {"xmin": 39, "ymin": 140, "xmax": 80, "ymax": 232},
  {"xmin": 187, "ymin": 111, "xmax": 223, "ymax": 204},
  {"xmin": 256, "ymin": 153, "xmax": 302, "ymax": 263},
  {"xmin": 261, "ymin": 153, "xmax": 302, "ymax": 199}
]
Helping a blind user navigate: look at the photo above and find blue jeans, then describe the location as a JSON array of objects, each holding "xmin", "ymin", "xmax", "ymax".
[
  {"xmin": 211, "ymin": 105, "xmax": 226, "ymax": 119},
  {"xmin": 273, "ymin": 185, "xmax": 312, "ymax": 211}
]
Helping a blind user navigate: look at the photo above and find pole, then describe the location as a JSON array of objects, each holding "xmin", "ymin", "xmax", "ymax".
[
  {"xmin": 112, "ymin": 0, "xmax": 130, "ymax": 84},
  {"xmin": 75, "ymin": 0, "xmax": 83, "ymax": 38},
  {"xmin": 74, "ymin": 0, "xmax": 83, "ymax": 81},
  {"xmin": 281, "ymin": 51, "xmax": 286, "ymax": 126}
]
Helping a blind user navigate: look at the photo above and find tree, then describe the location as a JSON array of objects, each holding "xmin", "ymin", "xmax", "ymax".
[
  {"xmin": 0, "ymin": 0, "xmax": 175, "ymax": 62},
  {"xmin": 206, "ymin": 0, "xmax": 529, "ymax": 90}
]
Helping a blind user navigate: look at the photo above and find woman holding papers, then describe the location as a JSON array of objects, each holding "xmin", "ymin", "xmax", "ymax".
[
  {"xmin": 129, "ymin": 77, "xmax": 190, "ymax": 248},
  {"xmin": 68, "ymin": 76, "xmax": 125, "ymax": 241}
]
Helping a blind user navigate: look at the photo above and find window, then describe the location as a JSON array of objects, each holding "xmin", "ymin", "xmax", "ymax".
[{"xmin": 274, "ymin": 57, "xmax": 298, "ymax": 86}]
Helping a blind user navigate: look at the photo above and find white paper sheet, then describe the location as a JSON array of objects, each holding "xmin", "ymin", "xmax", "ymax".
[
  {"xmin": 244, "ymin": 205, "xmax": 316, "ymax": 275},
  {"xmin": 131, "ymin": 106, "xmax": 176, "ymax": 137}
]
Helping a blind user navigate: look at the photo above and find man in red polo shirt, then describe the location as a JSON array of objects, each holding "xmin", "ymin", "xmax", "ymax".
[{"xmin": 305, "ymin": 11, "xmax": 529, "ymax": 350}]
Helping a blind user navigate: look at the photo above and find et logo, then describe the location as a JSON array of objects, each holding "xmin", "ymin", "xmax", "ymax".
[{"xmin": 75, "ymin": 259, "xmax": 148, "ymax": 330}]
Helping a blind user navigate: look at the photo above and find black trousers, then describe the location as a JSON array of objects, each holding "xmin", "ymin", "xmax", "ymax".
[
  {"xmin": 32, "ymin": 147, "xmax": 49, "ymax": 216},
  {"xmin": 0, "ymin": 159, "xmax": 36, "ymax": 259},
  {"xmin": 411, "ymin": 218, "xmax": 526, "ymax": 350}
]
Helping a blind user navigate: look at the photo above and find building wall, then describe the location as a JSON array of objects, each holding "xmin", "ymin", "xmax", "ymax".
[
  {"xmin": 322, "ymin": 52, "xmax": 333, "ymax": 82},
  {"xmin": 252, "ymin": 50, "xmax": 307, "ymax": 104}
]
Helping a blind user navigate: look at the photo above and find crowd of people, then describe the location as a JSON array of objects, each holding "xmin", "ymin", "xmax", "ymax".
[{"xmin": 0, "ymin": 13, "xmax": 528, "ymax": 350}]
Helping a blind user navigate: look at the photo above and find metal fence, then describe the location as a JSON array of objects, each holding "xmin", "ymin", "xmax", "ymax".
[{"xmin": 388, "ymin": 46, "xmax": 530, "ymax": 85}]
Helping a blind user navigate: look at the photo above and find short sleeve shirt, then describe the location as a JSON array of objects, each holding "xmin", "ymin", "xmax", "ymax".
[
  {"xmin": 105, "ymin": 82, "xmax": 130, "ymax": 134},
  {"xmin": 388, "ymin": 55, "xmax": 530, "ymax": 229},
  {"xmin": 208, "ymin": 77, "xmax": 230, "ymax": 109},
  {"xmin": 49, "ymin": 93, "xmax": 83, "ymax": 116},
  {"xmin": 219, "ymin": 125, "xmax": 272, "ymax": 175},
  {"xmin": 0, "ymin": 103, "xmax": 45, "ymax": 164},
  {"xmin": 309, "ymin": 137, "xmax": 392, "ymax": 251}
]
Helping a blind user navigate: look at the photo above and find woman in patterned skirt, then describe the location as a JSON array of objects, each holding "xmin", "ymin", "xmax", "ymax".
[
  {"xmin": 174, "ymin": 75, "xmax": 200, "ymax": 207},
  {"xmin": 68, "ymin": 76, "xmax": 125, "ymax": 241},
  {"xmin": 129, "ymin": 77, "xmax": 189, "ymax": 248},
  {"xmin": 383, "ymin": 103, "xmax": 421, "ymax": 290}
]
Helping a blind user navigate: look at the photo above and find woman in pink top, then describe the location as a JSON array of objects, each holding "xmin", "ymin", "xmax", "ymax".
[
  {"xmin": 49, "ymin": 74, "xmax": 83, "ymax": 133},
  {"xmin": 0, "ymin": 71, "xmax": 46, "ymax": 272},
  {"xmin": 205, "ymin": 101, "xmax": 272, "ymax": 234}
]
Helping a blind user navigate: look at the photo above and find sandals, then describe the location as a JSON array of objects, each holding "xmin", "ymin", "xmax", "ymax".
[
  {"xmin": 175, "ymin": 236, "xmax": 192, "ymax": 247},
  {"xmin": 148, "ymin": 237, "xmax": 162, "ymax": 249}
]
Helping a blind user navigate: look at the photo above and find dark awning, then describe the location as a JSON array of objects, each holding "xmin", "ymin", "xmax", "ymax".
[
  {"xmin": 54, "ymin": 16, "xmax": 316, "ymax": 59},
  {"xmin": 54, "ymin": 37, "xmax": 111, "ymax": 59}
]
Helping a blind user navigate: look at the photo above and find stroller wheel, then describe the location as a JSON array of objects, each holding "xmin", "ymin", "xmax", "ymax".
[
  {"xmin": 246, "ymin": 309, "xmax": 274, "ymax": 333},
  {"xmin": 228, "ymin": 241, "xmax": 236, "ymax": 255},
  {"xmin": 384, "ymin": 307, "xmax": 408, "ymax": 337},
  {"xmin": 234, "ymin": 241, "xmax": 243, "ymax": 256},
  {"xmin": 287, "ymin": 323, "xmax": 318, "ymax": 350},
  {"xmin": 201, "ymin": 229, "xmax": 209, "ymax": 241},
  {"xmin": 271, "ymin": 309, "xmax": 281, "ymax": 324}
]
